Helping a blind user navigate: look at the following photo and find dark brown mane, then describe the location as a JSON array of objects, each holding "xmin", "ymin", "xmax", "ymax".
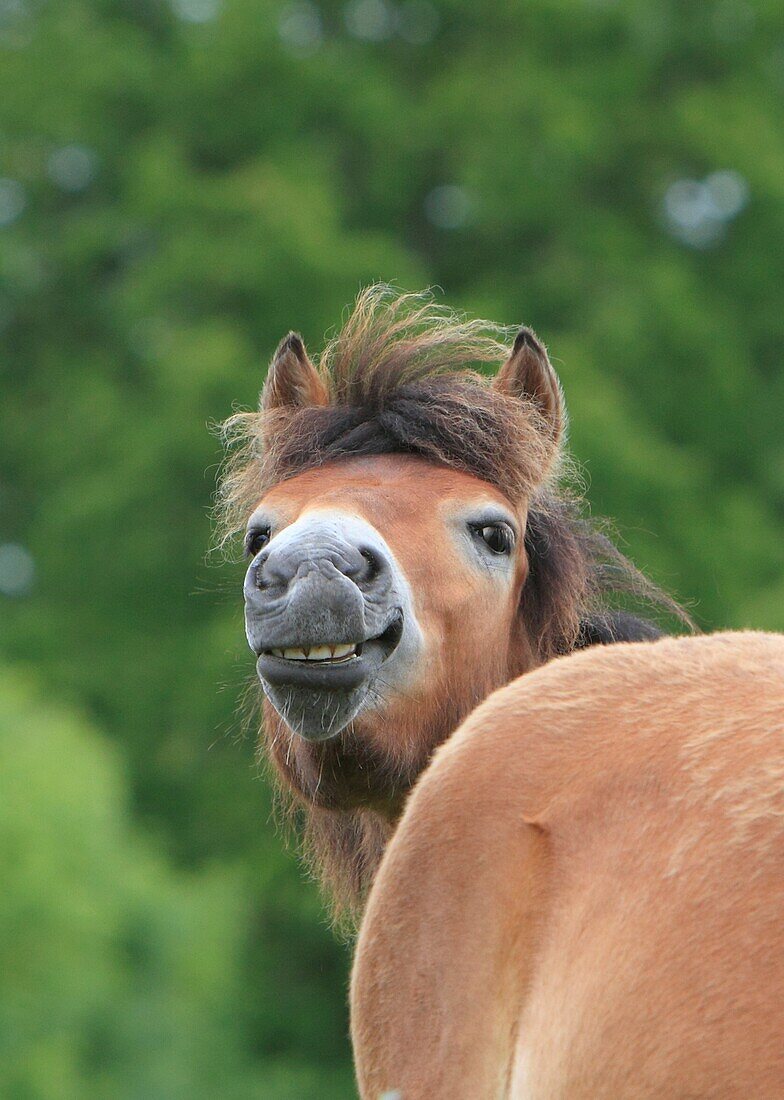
[{"xmin": 217, "ymin": 287, "xmax": 689, "ymax": 926}]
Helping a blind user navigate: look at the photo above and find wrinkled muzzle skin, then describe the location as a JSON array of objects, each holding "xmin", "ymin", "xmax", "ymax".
[{"xmin": 244, "ymin": 510, "xmax": 423, "ymax": 741}]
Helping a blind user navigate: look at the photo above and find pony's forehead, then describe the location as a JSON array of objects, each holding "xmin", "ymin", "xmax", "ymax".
[{"xmin": 256, "ymin": 454, "xmax": 518, "ymax": 524}]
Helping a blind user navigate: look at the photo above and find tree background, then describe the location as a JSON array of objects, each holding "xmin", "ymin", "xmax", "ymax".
[{"xmin": 0, "ymin": 0, "xmax": 782, "ymax": 1094}]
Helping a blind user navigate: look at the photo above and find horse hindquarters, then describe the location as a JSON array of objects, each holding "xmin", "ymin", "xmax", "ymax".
[{"xmin": 350, "ymin": 749, "xmax": 549, "ymax": 1099}]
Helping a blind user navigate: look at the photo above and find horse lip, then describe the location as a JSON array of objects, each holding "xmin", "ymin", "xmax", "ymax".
[{"xmin": 255, "ymin": 610, "xmax": 404, "ymax": 693}]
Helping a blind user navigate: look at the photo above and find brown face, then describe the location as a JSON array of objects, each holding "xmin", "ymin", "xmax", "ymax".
[{"xmin": 243, "ymin": 454, "xmax": 533, "ymax": 815}]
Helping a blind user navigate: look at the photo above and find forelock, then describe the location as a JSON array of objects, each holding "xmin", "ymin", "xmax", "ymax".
[{"xmin": 216, "ymin": 287, "xmax": 557, "ymax": 544}]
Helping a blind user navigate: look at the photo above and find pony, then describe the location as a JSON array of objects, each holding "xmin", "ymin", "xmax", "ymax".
[
  {"xmin": 350, "ymin": 631, "xmax": 784, "ymax": 1098},
  {"xmin": 217, "ymin": 286, "xmax": 684, "ymax": 921}
]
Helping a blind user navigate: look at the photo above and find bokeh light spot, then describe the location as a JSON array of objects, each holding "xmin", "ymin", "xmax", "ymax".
[
  {"xmin": 0, "ymin": 178, "xmax": 26, "ymax": 226},
  {"xmin": 704, "ymin": 170, "xmax": 750, "ymax": 219},
  {"xmin": 0, "ymin": 543, "xmax": 35, "ymax": 597},
  {"xmin": 344, "ymin": 0, "xmax": 395, "ymax": 41},
  {"xmin": 47, "ymin": 145, "xmax": 99, "ymax": 193},
  {"xmin": 424, "ymin": 184, "xmax": 472, "ymax": 229},
  {"xmin": 171, "ymin": 0, "xmax": 221, "ymax": 23},
  {"xmin": 662, "ymin": 171, "xmax": 749, "ymax": 249},
  {"xmin": 278, "ymin": 1, "xmax": 323, "ymax": 53}
]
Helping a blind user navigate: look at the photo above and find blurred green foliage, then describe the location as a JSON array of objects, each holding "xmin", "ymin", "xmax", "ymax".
[
  {"xmin": 0, "ymin": 0, "xmax": 782, "ymax": 1094},
  {"xmin": 0, "ymin": 671, "xmax": 354, "ymax": 1099}
]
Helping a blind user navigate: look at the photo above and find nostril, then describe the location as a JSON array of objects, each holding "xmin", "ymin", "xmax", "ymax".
[
  {"xmin": 359, "ymin": 547, "xmax": 381, "ymax": 582},
  {"xmin": 251, "ymin": 555, "xmax": 271, "ymax": 591}
]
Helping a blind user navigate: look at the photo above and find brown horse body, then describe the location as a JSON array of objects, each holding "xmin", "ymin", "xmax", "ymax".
[{"xmin": 351, "ymin": 632, "xmax": 784, "ymax": 1098}]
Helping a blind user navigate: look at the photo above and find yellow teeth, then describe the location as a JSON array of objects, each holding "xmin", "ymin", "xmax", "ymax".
[
  {"xmin": 269, "ymin": 643, "xmax": 358, "ymax": 661},
  {"xmin": 309, "ymin": 645, "xmax": 335, "ymax": 661}
]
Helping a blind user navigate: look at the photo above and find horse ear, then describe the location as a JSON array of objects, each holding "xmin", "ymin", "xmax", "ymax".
[
  {"xmin": 261, "ymin": 332, "xmax": 328, "ymax": 411},
  {"xmin": 494, "ymin": 327, "xmax": 563, "ymax": 443}
]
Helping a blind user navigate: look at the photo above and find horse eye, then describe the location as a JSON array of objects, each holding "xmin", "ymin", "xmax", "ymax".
[
  {"xmin": 478, "ymin": 523, "xmax": 514, "ymax": 554},
  {"xmin": 245, "ymin": 527, "xmax": 271, "ymax": 557}
]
